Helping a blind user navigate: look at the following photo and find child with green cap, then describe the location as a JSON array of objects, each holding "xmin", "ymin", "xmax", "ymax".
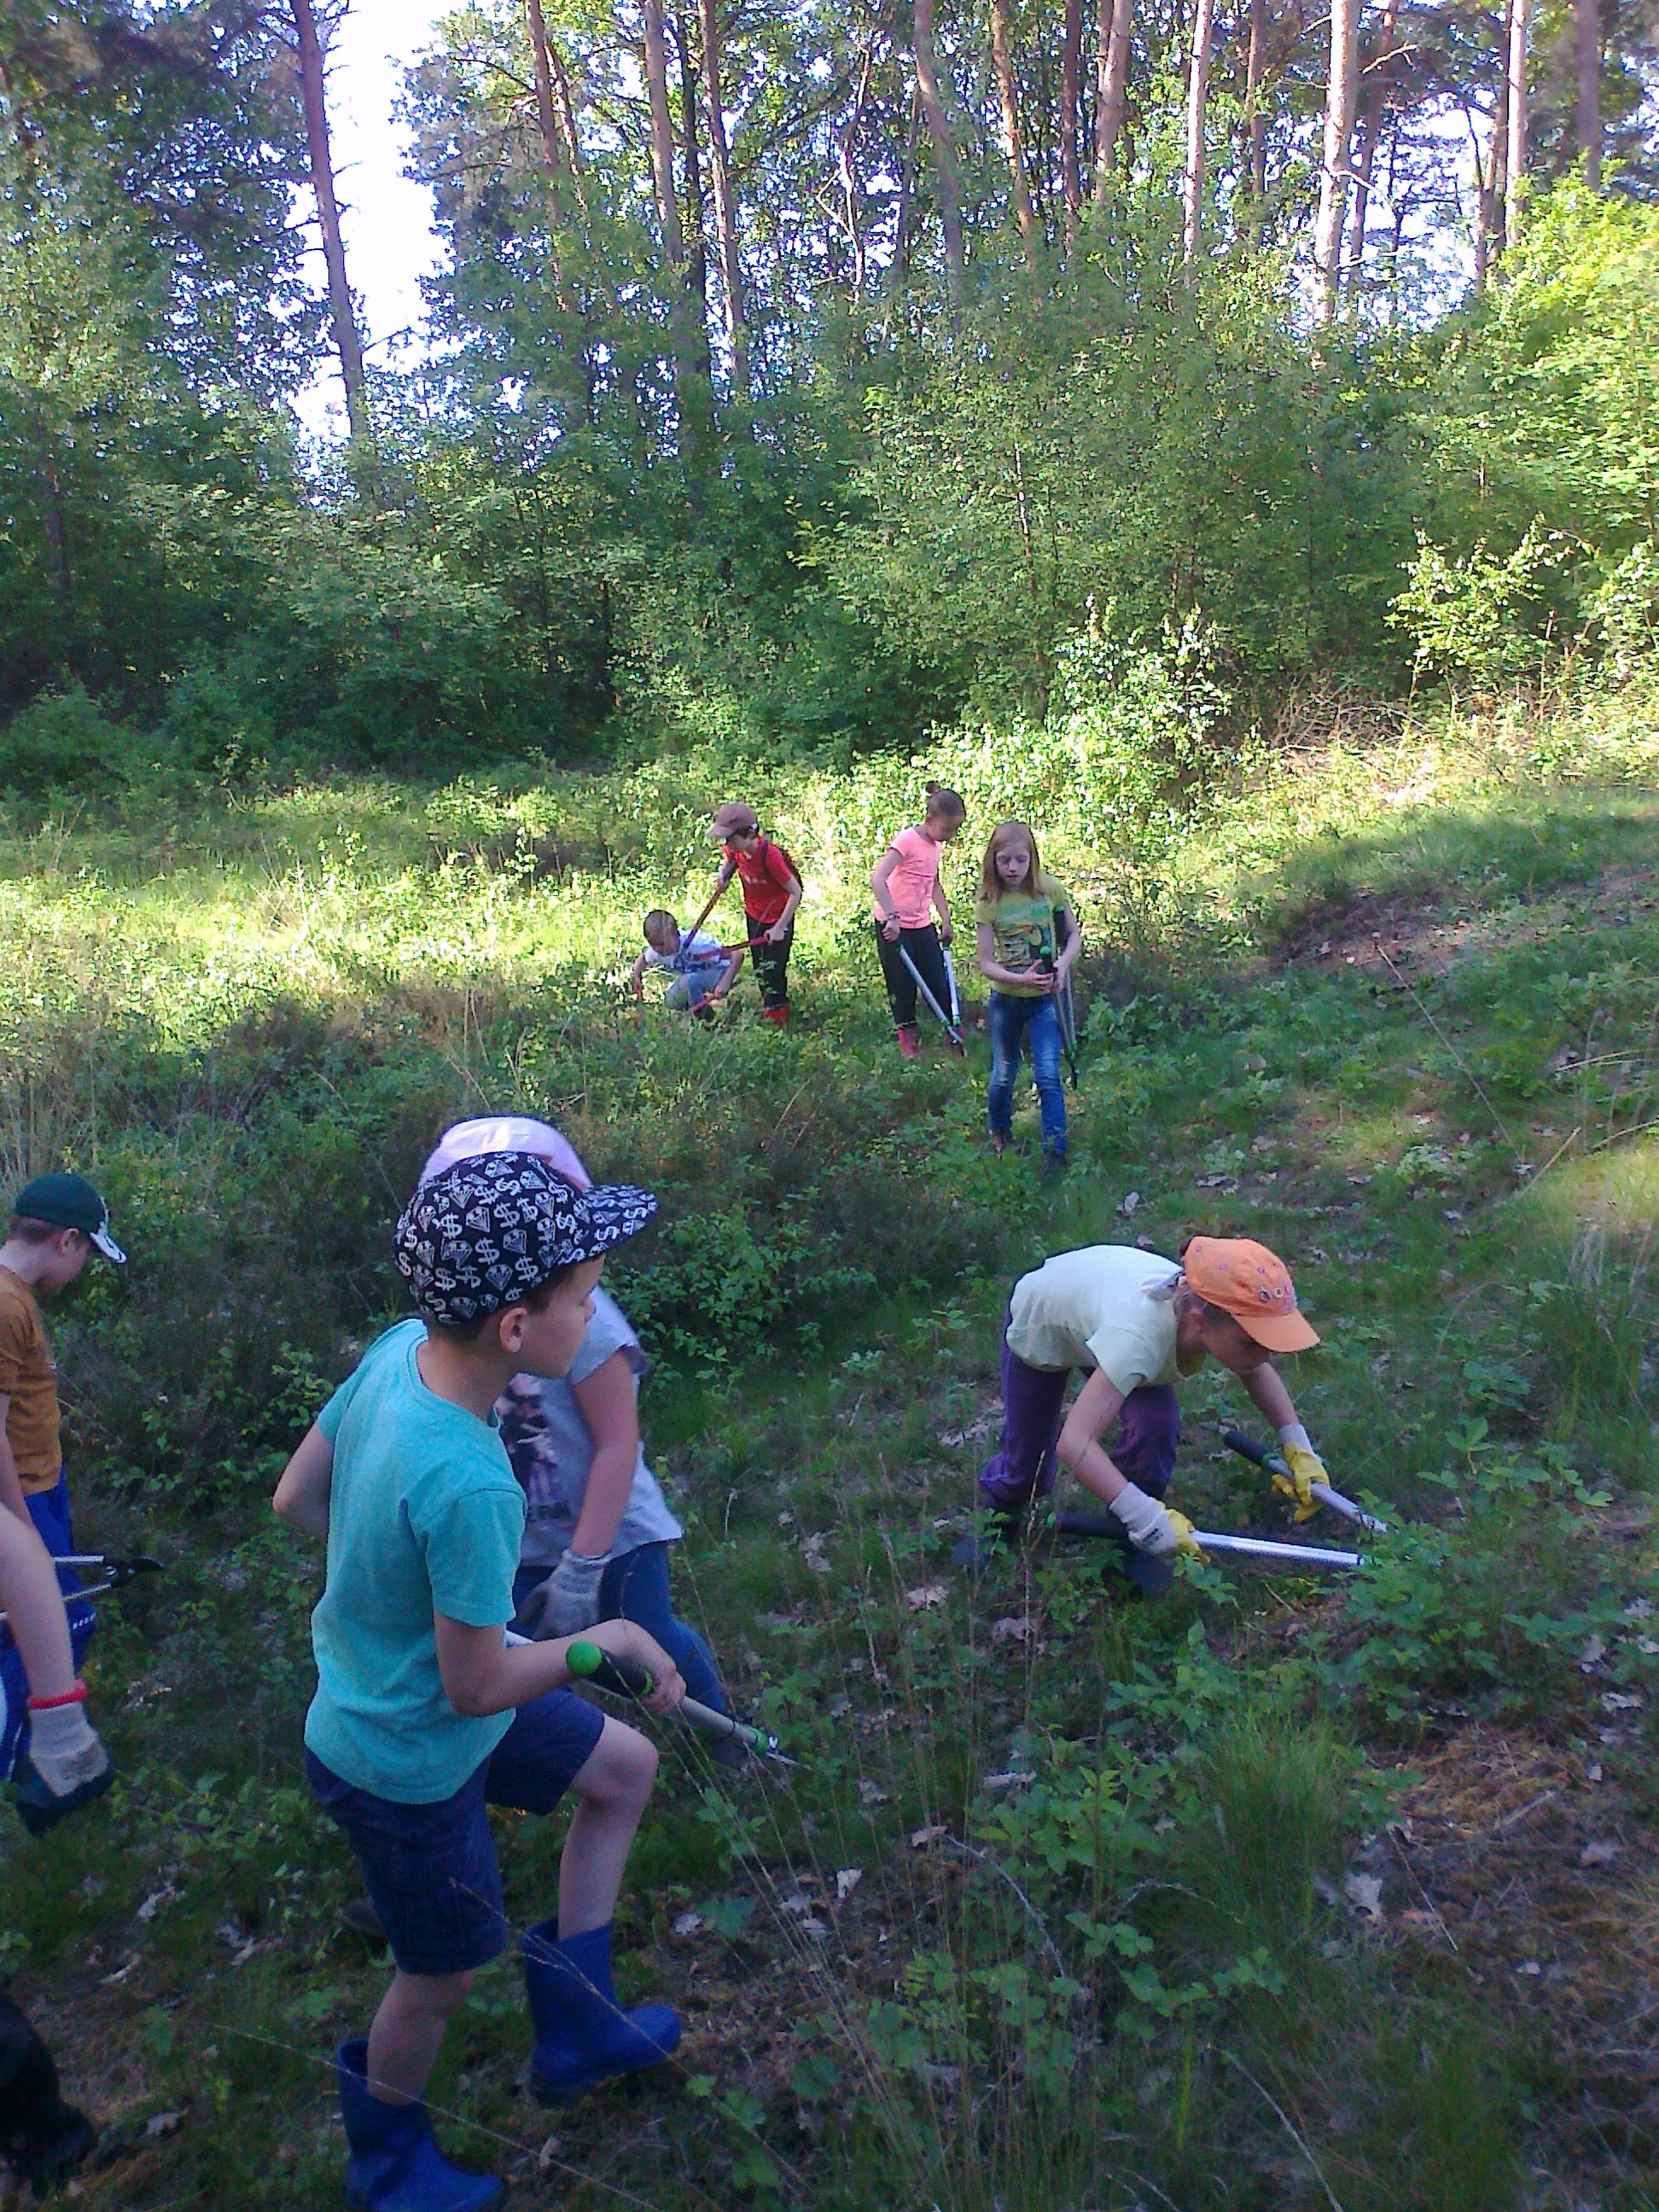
[
  {"xmin": 0, "ymin": 1172, "xmax": 125, "ymax": 1792},
  {"xmin": 274, "ymin": 1151, "xmax": 686, "ymax": 2212}
]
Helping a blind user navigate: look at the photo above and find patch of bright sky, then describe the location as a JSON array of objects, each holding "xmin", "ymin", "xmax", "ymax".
[{"xmin": 295, "ymin": 0, "xmax": 451, "ymax": 438}]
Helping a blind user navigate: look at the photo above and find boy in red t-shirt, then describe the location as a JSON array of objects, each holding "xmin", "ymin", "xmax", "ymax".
[{"xmin": 704, "ymin": 802, "xmax": 803, "ymax": 1025}]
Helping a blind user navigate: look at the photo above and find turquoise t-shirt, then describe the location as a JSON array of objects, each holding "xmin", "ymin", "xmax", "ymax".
[{"xmin": 304, "ymin": 1318, "xmax": 527, "ymax": 1804}]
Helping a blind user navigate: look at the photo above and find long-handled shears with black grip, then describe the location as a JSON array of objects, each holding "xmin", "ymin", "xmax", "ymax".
[
  {"xmin": 1221, "ymin": 1429, "xmax": 1391, "ymax": 1534},
  {"xmin": 0, "ymin": 1555, "xmax": 161, "ymax": 1625},
  {"xmin": 566, "ymin": 1640, "xmax": 802, "ymax": 1769}
]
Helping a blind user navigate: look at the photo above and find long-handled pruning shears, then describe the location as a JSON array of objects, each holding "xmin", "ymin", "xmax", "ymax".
[
  {"xmin": 1054, "ymin": 971, "xmax": 1080, "ymax": 1089},
  {"xmin": 1055, "ymin": 1511, "xmax": 1366, "ymax": 1571},
  {"xmin": 1033, "ymin": 958, "xmax": 1080, "ymax": 1088},
  {"xmin": 0, "ymin": 1554, "xmax": 162, "ymax": 1627},
  {"xmin": 1221, "ymin": 1430, "xmax": 1390, "ymax": 1535},
  {"xmin": 895, "ymin": 941, "xmax": 966, "ymax": 1053},
  {"xmin": 567, "ymin": 1640, "xmax": 802, "ymax": 1770},
  {"xmin": 684, "ymin": 875, "xmax": 732, "ymax": 947}
]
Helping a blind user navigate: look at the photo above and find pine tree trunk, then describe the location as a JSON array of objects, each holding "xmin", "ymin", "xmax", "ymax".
[
  {"xmin": 1310, "ymin": 0, "xmax": 1358, "ymax": 323},
  {"xmin": 1246, "ymin": 0, "xmax": 1266, "ymax": 205},
  {"xmin": 674, "ymin": 14, "xmax": 713, "ymax": 376},
  {"xmin": 885, "ymin": 82, "xmax": 922, "ymax": 340},
  {"xmin": 894, "ymin": 84, "xmax": 921, "ymax": 284},
  {"xmin": 700, "ymin": 0, "xmax": 748, "ymax": 389},
  {"xmin": 913, "ymin": 0, "xmax": 967, "ymax": 299},
  {"xmin": 1474, "ymin": 69, "xmax": 1507, "ymax": 284},
  {"xmin": 1574, "ymin": 0, "xmax": 1600, "ymax": 186},
  {"xmin": 1505, "ymin": 0, "xmax": 1529, "ymax": 250},
  {"xmin": 1061, "ymin": 0, "xmax": 1082, "ymax": 244},
  {"xmin": 524, "ymin": 0, "xmax": 568, "ymax": 207},
  {"xmin": 29, "ymin": 405, "xmax": 72, "ymax": 629},
  {"xmin": 990, "ymin": 0, "xmax": 1040, "ymax": 265},
  {"xmin": 1181, "ymin": 0, "xmax": 1215, "ymax": 263},
  {"xmin": 840, "ymin": 37, "xmax": 878, "ymax": 300},
  {"xmin": 1093, "ymin": 0, "xmax": 1132, "ymax": 200},
  {"xmin": 1345, "ymin": 0, "xmax": 1400, "ymax": 295},
  {"xmin": 642, "ymin": 0, "xmax": 711, "ymax": 447},
  {"xmin": 291, "ymin": 0, "xmax": 373, "ymax": 467},
  {"xmin": 642, "ymin": 0, "xmax": 684, "ymax": 265},
  {"xmin": 1385, "ymin": 125, "xmax": 1406, "ymax": 320},
  {"xmin": 550, "ymin": 44, "xmax": 585, "ymax": 203}
]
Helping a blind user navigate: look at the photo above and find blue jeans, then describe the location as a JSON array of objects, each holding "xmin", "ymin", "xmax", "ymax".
[
  {"xmin": 664, "ymin": 967, "xmax": 721, "ymax": 1009},
  {"xmin": 987, "ymin": 990, "xmax": 1067, "ymax": 1155},
  {"xmin": 513, "ymin": 1542, "xmax": 729, "ymax": 1715}
]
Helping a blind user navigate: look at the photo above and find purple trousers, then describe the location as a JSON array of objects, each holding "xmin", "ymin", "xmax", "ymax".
[{"xmin": 977, "ymin": 1313, "xmax": 1180, "ymax": 1514}]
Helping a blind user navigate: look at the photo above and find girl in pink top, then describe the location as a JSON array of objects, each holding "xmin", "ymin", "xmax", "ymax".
[{"xmin": 870, "ymin": 783, "xmax": 967, "ymax": 1059}]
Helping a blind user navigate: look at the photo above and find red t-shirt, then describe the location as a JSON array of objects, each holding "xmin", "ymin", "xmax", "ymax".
[{"xmin": 725, "ymin": 837, "xmax": 800, "ymax": 928}]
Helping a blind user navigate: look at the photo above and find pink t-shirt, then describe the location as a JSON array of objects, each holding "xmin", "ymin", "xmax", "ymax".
[{"xmin": 880, "ymin": 825, "xmax": 943, "ymax": 930}]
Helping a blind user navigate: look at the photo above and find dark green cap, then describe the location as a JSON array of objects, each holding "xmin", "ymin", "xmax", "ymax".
[{"xmin": 12, "ymin": 1173, "xmax": 126, "ymax": 1264}]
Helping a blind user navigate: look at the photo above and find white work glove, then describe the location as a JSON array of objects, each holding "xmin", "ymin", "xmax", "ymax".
[
  {"xmin": 1108, "ymin": 1482, "xmax": 1191, "ymax": 1556},
  {"xmin": 28, "ymin": 1698, "xmax": 109, "ymax": 1798},
  {"xmin": 530, "ymin": 1549, "xmax": 607, "ymax": 1638}
]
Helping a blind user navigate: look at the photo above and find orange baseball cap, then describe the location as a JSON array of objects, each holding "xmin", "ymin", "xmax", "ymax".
[{"xmin": 1182, "ymin": 1237, "xmax": 1319, "ymax": 1353}]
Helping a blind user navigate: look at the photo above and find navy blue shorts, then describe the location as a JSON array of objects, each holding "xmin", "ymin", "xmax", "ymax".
[
  {"xmin": 305, "ymin": 1688, "xmax": 606, "ymax": 1977},
  {"xmin": 1, "ymin": 1473, "xmax": 96, "ymax": 1783}
]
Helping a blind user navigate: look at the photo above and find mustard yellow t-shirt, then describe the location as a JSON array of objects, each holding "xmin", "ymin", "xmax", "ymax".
[
  {"xmin": 0, "ymin": 1266, "xmax": 62, "ymax": 1492},
  {"xmin": 974, "ymin": 872, "xmax": 1071, "ymax": 998}
]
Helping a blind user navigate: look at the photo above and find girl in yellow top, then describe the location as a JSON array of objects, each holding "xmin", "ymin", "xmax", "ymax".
[{"xmin": 974, "ymin": 820, "xmax": 1080, "ymax": 1168}]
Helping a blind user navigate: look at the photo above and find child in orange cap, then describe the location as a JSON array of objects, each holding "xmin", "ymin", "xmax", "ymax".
[{"xmin": 969, "ymin": 1235, "xmax": 1326, "ymax": 1583}]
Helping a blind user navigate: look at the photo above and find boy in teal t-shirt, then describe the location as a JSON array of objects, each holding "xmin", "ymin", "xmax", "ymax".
[
  {"xmin": 275, "ymin": 1153, "xmax": 683, "ymax": 2212},
  {"xmin": 306, "ymin": 1315, "xmax": 530, "ymax": 1805}
]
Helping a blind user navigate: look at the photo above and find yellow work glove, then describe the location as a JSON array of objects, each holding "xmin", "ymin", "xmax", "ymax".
[
  {"xmin": 1165, "ymin": 1508, "xmax": 1203, "ymax": 1557},
  {"xmin": 1271, "ymin": 1443, "xmax": 1331, "ymax": 1523}
]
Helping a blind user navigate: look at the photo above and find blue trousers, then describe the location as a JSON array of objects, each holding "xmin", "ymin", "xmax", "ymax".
[
  {"xmin": 664, "ymin": 967, "xmax": 722, "ymax": 1009},
  {"xmin": 0, "ymin": 1475, "xmax": 96, "ymax": 1782},
  {"xmin": 987, "ymin": 989, "xmax": 1068, "ymax": 1155},
  {"xmin": 513, "ymin": 1542, "xmax": 728, "ymax": 1714}
]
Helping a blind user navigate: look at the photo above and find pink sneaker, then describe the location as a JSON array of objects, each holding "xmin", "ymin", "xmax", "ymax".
[{"xmin": 896, "ymin": 1025, "xmax": 920, "ymax": 1060}]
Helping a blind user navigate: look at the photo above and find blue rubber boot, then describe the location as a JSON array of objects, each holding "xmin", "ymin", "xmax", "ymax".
[
  {"xmin": 522, "ymin": 1920, "xmax": 681, "ymax": 2104},
  {"xmin": 335, "ymin": 2040, "xmax": 504, "ymax": 2212}
]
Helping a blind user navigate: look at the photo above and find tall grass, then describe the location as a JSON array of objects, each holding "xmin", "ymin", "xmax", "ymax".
[{"xmin": 0, "ymin": 693, "xmax": 1656, "ymax": 2207}]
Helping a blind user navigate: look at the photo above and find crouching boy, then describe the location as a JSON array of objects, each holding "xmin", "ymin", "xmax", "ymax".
[
  {"xmin": 275, "ymin": 1152, "xmax": 685, "ymax": 2212},
  {"xmin": 628, "ymin": 911, "xmax": 742, "ymax": 1017}
]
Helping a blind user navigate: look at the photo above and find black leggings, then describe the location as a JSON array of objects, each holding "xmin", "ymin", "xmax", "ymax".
[
  {"xmin": 876, "ymin": 921, "xmax": 952, "ymax": 1029},
  {"xmin": 747, "ymin": 917, "xmax": 792, "ymax": 1010}
]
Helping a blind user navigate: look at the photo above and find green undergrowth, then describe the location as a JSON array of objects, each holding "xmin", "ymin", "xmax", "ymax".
[{"xmin": 1, "ymin": 697, "xmax": 1656, "ymax": 2209}]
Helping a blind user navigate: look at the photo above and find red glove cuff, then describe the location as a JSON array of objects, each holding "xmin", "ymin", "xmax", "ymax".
[{"xmin": 27, "ymin": 1679, "xmax": 88, "ymax": 1712}]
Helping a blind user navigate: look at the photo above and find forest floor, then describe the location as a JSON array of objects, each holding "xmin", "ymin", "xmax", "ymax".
[{"xmin": 0, "ymin": 713, "xmax": 1656, "ymax": 2211}]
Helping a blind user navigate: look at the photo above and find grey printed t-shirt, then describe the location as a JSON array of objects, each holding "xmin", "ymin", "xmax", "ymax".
[{"xmin": 496, "ymin": 1288, "xmax": 684, "ymax": 1569}]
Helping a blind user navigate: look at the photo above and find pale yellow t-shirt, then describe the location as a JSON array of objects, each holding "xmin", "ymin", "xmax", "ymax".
[{"xmin": 1005, "ymin": 1245, "xmax": 1183, "ymax": 1389}]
